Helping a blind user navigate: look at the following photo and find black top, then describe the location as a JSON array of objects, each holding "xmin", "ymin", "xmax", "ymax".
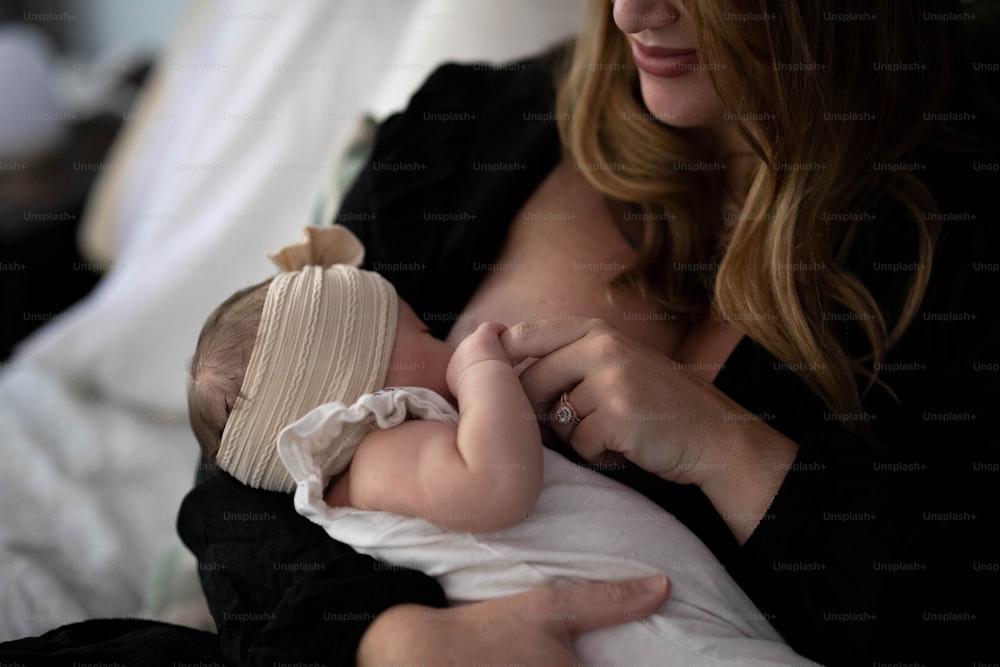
[{"xmin": 177, "ymin": 49, "xmax": 999, "ymax": 666}]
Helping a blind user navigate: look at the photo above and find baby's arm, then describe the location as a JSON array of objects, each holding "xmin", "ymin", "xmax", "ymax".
[{"xmin": 336, "ymin": 323, "xmax": 544, "ymax": 533}]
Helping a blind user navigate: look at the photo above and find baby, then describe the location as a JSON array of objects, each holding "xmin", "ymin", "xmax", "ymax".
[{"xmin": 187, "ymin": 225, "xmax": 817, "ymax": 667}]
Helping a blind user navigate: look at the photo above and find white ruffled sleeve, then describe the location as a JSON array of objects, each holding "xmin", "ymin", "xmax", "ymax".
[{"xmin": 277, "ymin": 386, "xmax": 459, "ymax": 489}]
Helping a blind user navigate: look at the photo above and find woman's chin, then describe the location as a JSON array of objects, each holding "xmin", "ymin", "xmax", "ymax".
[{"xmin": 637, "ymin": 74, "xmax": 720, "ymax": 129}]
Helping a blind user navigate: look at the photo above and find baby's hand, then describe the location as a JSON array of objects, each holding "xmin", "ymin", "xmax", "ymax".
[{"xmin": 446, "ymin": 322, "xmax": 513, "ymax": 395}]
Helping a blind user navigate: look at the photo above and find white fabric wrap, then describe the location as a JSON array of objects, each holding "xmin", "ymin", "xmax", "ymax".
[{"xmin": 278, "ymin": 387, "xmax": 819, "ymax": 667}]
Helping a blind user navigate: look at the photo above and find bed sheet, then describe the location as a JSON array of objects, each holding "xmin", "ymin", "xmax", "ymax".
[{"xmin": 0, "ymin": 0, "xmax": 582, "ymax": 641}]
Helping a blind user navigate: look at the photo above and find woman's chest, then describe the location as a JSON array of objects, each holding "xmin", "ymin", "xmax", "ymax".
[{"xmin": 447, "ymin": 160, "xmax": 743, "ymax": 381}]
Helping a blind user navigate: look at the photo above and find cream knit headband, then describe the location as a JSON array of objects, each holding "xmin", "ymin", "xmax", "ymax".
[{"xmin": 216, "ymin": 225, "xmax": 398, "ymax": 493}]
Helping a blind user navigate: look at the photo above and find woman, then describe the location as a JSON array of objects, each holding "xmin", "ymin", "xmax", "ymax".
[{"xmin": 178, "ymin": 0, "xmax": 998, "ymax": 664}]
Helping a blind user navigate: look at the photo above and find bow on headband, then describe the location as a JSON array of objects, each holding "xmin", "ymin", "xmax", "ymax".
[
  {"xmin": 216, "ymin": 225, "xmax": 399, "ymax": 493},
  {"xmin": 268, "ymin": 224, "xmax": 366, "ymax": 272}
]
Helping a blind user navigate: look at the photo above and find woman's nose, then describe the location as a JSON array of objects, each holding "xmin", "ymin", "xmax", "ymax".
[{"xmin": 612, "ymin": 0, "xmax": 681, "ymax": 34}]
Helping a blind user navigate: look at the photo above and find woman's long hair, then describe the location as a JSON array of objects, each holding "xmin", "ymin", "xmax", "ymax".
[{"xmin": 557, "ymin": 0, "xmax": 976, "ymax": 439}]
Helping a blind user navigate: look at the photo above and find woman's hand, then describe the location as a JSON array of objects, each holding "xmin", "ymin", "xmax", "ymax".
[
  {"xmin": 501, "ymin": 317, "xmax": 798, "ymax": 543},
  {"xmin": 358, "ymin": 574, "xmax": 670, "ymax": 667},
  {"xmin": 501, "ymin": 317, "xmax": 734, "ymax": 484}
]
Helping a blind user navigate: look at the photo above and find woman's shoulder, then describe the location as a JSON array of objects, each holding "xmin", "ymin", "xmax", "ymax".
[
  {"xmin": 830, "ymin": 131, "xmax": 998, "ymax": 415},
  {"xmin": 340, "ymin": 39, "xmax": 570, "ymax": 195},
  {"xmin": 336, "ymin": 45, "xmax": 569, "ymax": 332},
  {"xmin": 339, "ymin": 39, "xmax": 569, "ymax": 216},
  {"xmin": 398, "ymin": 39, "xmax": 572, "ymax": 116},
  {"xmin": 368, "ymin": 39, "xmax": 571, "ymax": 163},
  {"xmin": 847, "ymin": 131, "xmax": 999, "ymax": 305}
]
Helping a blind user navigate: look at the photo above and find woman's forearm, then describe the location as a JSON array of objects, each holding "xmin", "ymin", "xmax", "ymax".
[{"xmin": 696, "ymin": 414, "xmax": 798, "ymax": 544}]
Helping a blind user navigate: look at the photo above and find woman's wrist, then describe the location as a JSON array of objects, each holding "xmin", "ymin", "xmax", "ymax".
[{"xmin": 697, "ymin": 413, "xmax": 798, "ymax": 545}]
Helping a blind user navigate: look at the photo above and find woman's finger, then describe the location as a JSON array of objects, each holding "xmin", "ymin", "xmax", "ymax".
[
  {"xmin": 545, "ymin": 384, "xmax": 598, "ymax": 446},
  {"xmin": 562, "ymin": 406, "xmax": 616, "ymax": 463},
  {"xmin": 518, "ymin": 343, "xmax": 586, "ymax": 412},
  {"xmin": 500, "ymin": 317, "xmax": 607, "ymax": 365},
  {"xmin": 548, "ymin": 389, "xmax": 583, "ymax": 445},
  {"xmin": 542, "ymin": 574, "xmax": 671, "ymax": 638},
  {"xmin": 518, "ymin": 333, "xmax": 628, "ymax": 414}
]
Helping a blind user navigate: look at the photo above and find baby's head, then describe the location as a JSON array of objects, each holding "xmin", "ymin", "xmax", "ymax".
[
  {"xmin": 187, "ymin": 226, "xmax": 452, "ymax": 492},
  {"xmin": 187, "ymin": 276, "xmax": 271, "ymax": 468}
]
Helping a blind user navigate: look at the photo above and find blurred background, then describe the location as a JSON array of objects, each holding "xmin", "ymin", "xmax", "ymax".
[
  {"xmin": 1, "ymin": 0, "xmax": 188, "ymax": 361},
  {"xmin": 0, "ymin": 0, "xmax": 587, "ymax": 640}
]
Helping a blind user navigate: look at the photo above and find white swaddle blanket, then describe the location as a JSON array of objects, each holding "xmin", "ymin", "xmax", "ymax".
[{"xmin": 278, "ymin": 387, "xmax": 817, "ymax": 666}]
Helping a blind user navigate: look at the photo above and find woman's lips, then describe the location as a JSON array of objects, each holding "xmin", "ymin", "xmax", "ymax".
[{"xmin": 630, "ymin": 40, "xmax": 700, "ymax": 78}]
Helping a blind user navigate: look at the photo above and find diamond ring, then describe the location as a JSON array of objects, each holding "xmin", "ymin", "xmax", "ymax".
[{"xmin": 554, "ymin": 391, "xmax": 582, "ymax": 426}]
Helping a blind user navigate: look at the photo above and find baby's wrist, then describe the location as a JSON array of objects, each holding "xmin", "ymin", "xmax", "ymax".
[{"xmin": 449, "ymin": 358, "xmax": 517, "ymax": 395}]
